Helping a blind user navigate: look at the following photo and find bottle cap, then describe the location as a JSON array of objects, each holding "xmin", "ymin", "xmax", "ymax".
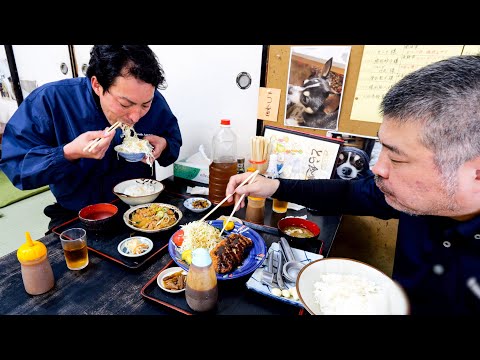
[
  {"xmin": 248, "ymin": 196, "xmax": 266, "ymax": 202},
  {"xmin": 17, "ymin": 232, "xmax": 47, "ymax": 263},
  {"xmin": 220, "ymin": 119, "xmax": 230, "ymax": 126},
  {"xmin": 191, "ymin": 248, "xmax": 212, "ymax": 267}
]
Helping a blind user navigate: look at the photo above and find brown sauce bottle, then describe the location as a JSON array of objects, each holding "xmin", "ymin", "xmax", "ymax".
[{"xmin": 185, "ymin": 248, "xmax": 218, "ymax": 312}]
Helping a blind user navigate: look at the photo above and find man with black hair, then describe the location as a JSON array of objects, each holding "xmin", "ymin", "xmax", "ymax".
[{"xmin": 0, "ymin": 45, "xmax": 182, "ymax": 228}]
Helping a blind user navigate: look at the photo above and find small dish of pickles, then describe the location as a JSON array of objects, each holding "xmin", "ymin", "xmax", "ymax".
[{"xmin": 157, "ymin": 266, "xmax": 187, "ymax": 293}]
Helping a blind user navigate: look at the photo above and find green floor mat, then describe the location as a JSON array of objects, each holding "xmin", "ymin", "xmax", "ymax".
[{"xmin": 0, "ymin": 170, "xmax": 49, "ymax": 208}]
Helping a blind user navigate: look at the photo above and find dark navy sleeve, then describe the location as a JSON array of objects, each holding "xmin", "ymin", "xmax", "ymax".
[
  {"xmin": 0, "ymin": 94, "xmax": 81, "ymax": 190},
  {"xmin": 272, "ymin": 174, "xmax": 399, "ymax": 220}
]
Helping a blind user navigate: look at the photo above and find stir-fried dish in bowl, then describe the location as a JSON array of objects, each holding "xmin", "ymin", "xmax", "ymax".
[{"xmin": 123, "ymin": 203, "xmax": 183, "ymax": 233}]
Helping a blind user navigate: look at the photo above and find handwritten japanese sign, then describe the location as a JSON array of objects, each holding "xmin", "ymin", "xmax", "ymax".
[
  {"xmin": 257, "ymin": 87, "xmax": 281, "ymax": 122},
  {"xmin": 351, "ymin": 45, "xmax": 464, "ymax": 123}
]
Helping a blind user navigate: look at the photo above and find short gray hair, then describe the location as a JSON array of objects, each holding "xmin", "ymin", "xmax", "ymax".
[{"xmin": 380, "ymin": 55, "xmax": 480, "ymax": 190}]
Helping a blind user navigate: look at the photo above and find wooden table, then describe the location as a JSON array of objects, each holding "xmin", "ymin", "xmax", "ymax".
[{"xmin": 0, "ymin": 176, "xmax": 341, "ymax": 315}]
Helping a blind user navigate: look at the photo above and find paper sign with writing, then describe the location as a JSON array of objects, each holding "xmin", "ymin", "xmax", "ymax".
[
  {"xmin": 351, "ymin": 45, "xmax": 464, "ymax": 123},
  {"xmin": 257, "ymin": 87, "xmax": 281, "ymax": 122}
]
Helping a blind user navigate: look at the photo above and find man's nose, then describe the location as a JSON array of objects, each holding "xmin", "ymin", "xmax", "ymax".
[
  {"xmin": 371, "ymin": 152, "xmax": 388, "ymax": 178},
  {"xmin": 127, "ymin": 108, "xmax": 142, "ymax": 123}
]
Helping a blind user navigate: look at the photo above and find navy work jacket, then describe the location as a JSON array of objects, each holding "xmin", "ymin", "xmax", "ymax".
[
  {"xmin": 274, "ymin": 175, "xmax": 480, "ymax": 315},
  {"xmin": 0, "ymin": 77, "xmax": 182, "ymax": 212}
]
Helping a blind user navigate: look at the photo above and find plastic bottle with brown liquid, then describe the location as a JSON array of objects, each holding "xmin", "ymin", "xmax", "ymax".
[
  {"xmin": 209, "ymin": 119, "xmax": 237, "ymax": 207},
  {"xmin": 17, "ymin": 232, "xmax": 55, "ymax": 295},
  {"xmin": 185, "ymin": 248, "xmax": 218, "ymax": 312}
]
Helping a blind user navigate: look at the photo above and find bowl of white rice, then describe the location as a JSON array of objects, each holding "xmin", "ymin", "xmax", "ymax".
[
  {"xmin": 113, "ymin": 178, "xmax": 164, "ymax": 206},
  {"xmin": 296, "ymin": 258, "xmax": 410, "ymax": 315}
]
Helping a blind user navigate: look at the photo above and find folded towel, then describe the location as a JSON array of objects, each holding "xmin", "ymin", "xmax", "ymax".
[{"xmin": 187, "ymin": 186, "xmax": 209, "ymax": 195}]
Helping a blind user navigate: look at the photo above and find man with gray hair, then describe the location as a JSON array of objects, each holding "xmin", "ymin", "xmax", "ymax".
[{"xmin": 227, "ymin": 55, "xmax": 480, "ymax": 315}]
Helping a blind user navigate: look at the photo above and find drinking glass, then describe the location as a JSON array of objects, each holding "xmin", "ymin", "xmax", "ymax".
[
  {"xmin": 59, "ymin": 228, "xmax": 89, "ymax": 270},
  {"xmin": 272, "ymin": 198, "xmax": 289, "ymax": 214}
]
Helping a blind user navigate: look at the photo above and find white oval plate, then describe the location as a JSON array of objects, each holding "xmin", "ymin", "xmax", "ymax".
[
  {"xmin": 157, "ymin": 267, "xmax": 188, "ymax": 293},
  {"xmin": 117, "ymin": 236, "xmax": 153, "ymax": 257}
]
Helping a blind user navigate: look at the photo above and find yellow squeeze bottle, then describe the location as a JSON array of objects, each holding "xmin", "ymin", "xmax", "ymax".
[{"xmin": 17, "ymin": 232, "xmax": 55, "ymax": 295}]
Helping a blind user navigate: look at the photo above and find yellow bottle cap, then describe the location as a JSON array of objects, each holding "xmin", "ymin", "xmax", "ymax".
[
  {"xmin": 17, "ymin": 232, "xmax": 47, "ymax": 263},
  {"xmin": 248, "ymin": 196, "xmax": 265, "ymax": 201}
]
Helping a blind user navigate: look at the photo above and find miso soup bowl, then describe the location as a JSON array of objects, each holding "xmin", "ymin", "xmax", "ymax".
[{"xmin": 277, "ymin": 217, "xmax": 320, "ymax": 247}]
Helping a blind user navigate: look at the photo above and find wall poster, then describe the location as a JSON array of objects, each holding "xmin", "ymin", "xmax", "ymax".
[
  {"xmin": 262, "ymin": 125, "xmax": 343, "ymax": 180},
  {"xmin": 284, "ymin": 46, "xmax": 351, "ymax": 131}
]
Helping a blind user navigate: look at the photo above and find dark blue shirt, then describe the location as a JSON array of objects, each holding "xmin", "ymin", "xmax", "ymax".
[
  {"xmin": 274, "ymin": 175, "xmax": 480, "ymax": 315},
  {"xmin": 0, "ymin": 77, "xmax": 182, "ymax": 212}
]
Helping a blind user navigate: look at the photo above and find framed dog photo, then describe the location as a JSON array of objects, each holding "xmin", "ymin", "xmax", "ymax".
[
  {"xmin": 285, "ymin": 46, "xmax": 352, "ymax": 131},
  {"xmin": 262, "ymin": 125, "xmax": 343, "ymax": 180},
  {"xmin": 326, "ymin": 130, "xmax": 381, "ymax": 181}
]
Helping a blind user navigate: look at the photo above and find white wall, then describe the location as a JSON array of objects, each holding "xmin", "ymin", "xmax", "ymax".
[
  {"xmin": 10, "ymin": 45, "xmax": 263, "ymax": 180},
  {"xmin": 148, "ymin": 45, "xmax": 263, "ymax": 180},
  {"xmin": 12, "ymin": 45, "xmax": 73, "ymax": 98}
]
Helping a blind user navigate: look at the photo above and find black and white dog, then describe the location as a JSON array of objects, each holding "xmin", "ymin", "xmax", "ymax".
[
  {"xmin": 335, "ymin": 146, "xmax": 373, "ymax": 180},
  {"xmin": 286, "ymin": 57, "xmax": 340, "ymax": 130}
]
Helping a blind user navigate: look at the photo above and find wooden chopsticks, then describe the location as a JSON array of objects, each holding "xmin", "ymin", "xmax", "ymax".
[
  {"xmin": 199, "ymin": 170, "xmax": 259, "ymax": 223},
  {"xmin": 83, "ymin": 121, "xmax": 122, "ymax": 152},
  {"xmin": 219, "ymin": 171, "xmax": 259, "ymax": 236}
]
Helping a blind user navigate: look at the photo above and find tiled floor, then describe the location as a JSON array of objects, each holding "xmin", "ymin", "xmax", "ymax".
[{"xmin": 0, "ymin": 190, "xmax": 56, "ymax": 257}]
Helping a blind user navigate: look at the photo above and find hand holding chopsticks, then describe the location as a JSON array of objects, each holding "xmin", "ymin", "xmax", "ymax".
[
  {"xmin": 199, "ymin": 170, "xmax": 259, "ymax": 222},
  {"xmin": 83, "ymin": 121, "xmax": 122, "ymax": 152},
  {"xmin": 219, "ymin": 171, "xmax": 259, "ymax": 236}
]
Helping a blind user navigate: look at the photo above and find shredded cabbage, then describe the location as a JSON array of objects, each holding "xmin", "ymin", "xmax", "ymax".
[
  {"xmin": 179, "ymin": 221, "xmax": 222, "ymax": 253},
  {"xmin": 116, "ymin": 124, "xmax": 155, "ymax": 168}
]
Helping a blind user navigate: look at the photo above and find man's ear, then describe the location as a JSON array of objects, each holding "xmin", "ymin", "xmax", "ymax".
[
  {"xmin": 91, "ymin": 76, "xmax": 103, "ymax": 96},
  {"xmin": 472, "ymin": 158, "xmax": 480, "ymax": 194}
]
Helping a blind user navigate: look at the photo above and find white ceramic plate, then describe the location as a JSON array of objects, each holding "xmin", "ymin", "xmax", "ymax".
[
  {"xmin": 183, "ymin": 197, "xmax": 212, "ymax": 213},
  {"xmin": 123, "ymin": 203, "xmax": 183, "ymax": 234},
  {"xmin": 157, "ymin": 267, "xmax": 188, "ymax": 293},
  {"xmin": 216, "ymin": 215, "xmax": 243, "ymax": 224},
  {"xmin": 117, "ymin": 236, "xmax": 153, "ymax": 257}
]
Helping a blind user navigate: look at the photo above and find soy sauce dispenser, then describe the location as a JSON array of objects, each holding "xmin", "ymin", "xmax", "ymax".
[{"xmin": 17, "ymin": 232, "xmax": 55, "ymax": 295}]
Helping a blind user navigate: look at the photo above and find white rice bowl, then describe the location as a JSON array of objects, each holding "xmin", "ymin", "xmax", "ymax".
[
  {"xmin": 296, "ymin": 258, "xmax": 410, "ymax": 315},
  {"xmin": 113, "ymin": 178, "xmax": 164, "ymax": 206}
]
